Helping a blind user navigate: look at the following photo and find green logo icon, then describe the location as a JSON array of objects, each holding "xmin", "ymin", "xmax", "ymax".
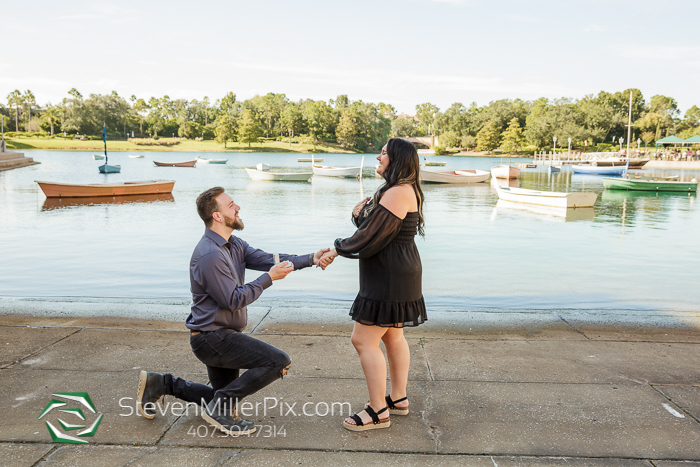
[{"xmin": 38, "ymin": 392, "xmax": 103, "ymax": 444}]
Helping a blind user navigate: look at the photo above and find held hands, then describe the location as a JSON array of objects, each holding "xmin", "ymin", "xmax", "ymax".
[
  {"xmin": 353, "ymin": 197, "xmax": 371, "ymax": 218},
  {"xmin": 269, "ymin": 261, "xmax": 294, "ymax": 281},
  {"xmin": 314, "ymin": 248, "xmax": 334, "ymax": 270},
  {"xmin": 318, "ymin": 248, "xmax": 338, "ymax": 269}
]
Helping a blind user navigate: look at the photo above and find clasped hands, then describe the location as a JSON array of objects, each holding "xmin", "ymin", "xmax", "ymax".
[{"xmin": 314, "ymin": 248, "xmax": 337, "ymax": 270}]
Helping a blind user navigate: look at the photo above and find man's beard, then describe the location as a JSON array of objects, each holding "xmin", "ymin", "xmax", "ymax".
[{"xmin": 224, "ymin": 213, "xmax": 244, "ymax": 231}]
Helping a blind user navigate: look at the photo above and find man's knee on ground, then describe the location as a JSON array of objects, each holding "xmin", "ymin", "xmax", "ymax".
[{"xmin": 273, "ymin": 350, "xmax": 291, "ymax": 377}]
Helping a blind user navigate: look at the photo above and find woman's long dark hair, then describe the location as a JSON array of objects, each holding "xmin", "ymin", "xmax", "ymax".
[{"xmin": 369, "ymin": 138, "xmax": 425, "ymax": 237}]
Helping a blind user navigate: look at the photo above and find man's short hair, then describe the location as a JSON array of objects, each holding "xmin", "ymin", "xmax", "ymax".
[{"xmin": 196, "ymin": 187, "xmax": 225, "ymax": 227}]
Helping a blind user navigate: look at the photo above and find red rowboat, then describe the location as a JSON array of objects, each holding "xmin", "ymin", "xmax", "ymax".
[
  {"xmin": 35, "ymin": 180, "xmax": 176, "ymax": 198},
  {"xmin": 153, "ymin": 159, "xmax": 198, "ymax": 167}
]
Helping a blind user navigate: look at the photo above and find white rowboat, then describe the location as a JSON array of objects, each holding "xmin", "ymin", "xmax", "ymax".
[
  {"xmin": 420, "ymin": 168, "xmax": 490, "ymax": 184},
  {"xmin": 245, "ymin": 168, "xmax": 312, "ymax": 182},
  {"xmin": 93, "ymin": 154, "xmax": 105, "ymax": 160},
  {"xmin": 312, "ymin": 155, "xmax": 364, "ymax": 178},
  {"xmin": 128, "ymin": 154, "xmax": 144, "ymax": 158},
  {"xmin": 493, "ymin": 181, "xmax": 597, "ymax": 208},
  {"xmin": 491, "ymin": 165, "xmax": 521, "ymax": 179},
  {"xmin": 199, "ymin": 158, "xmax": 228, "ymax": 164}
]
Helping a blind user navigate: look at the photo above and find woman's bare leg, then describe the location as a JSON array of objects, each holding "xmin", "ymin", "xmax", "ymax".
[
  {"xmin": 345, "ymin": 322, "xmax": 388, "ymax": 425},
  {"xmin": 382, "ymin": 327, "xmax": 410, "ymax": 409}
]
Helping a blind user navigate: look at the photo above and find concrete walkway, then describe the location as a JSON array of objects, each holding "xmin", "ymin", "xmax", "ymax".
[{"xmin": 1, "ymin": 300, "xmax": 699, "ymax": 466}]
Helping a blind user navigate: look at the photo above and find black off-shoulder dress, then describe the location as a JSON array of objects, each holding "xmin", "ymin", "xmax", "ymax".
[{"xmin": 334, "ymin": 202, "xmax": 427, "ymax": 327}]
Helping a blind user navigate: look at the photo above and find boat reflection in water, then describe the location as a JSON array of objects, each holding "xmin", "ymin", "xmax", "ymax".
[
  {"xmin": 42, "ymin": 193, "xmax": 175, "ymax": 211},
  {"xmin": 492, "ymin": 199, "xmax": 595, "ymax": 222}
]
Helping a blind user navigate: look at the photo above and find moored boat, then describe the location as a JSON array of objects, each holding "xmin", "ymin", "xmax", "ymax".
[
  {"xmin": 153, "ymin": 159, "xmax": 198, "ymax": 167},
  {"xmin": 298, "ymin": 157, "xmax": 324, "ymax": 162},
  {"xmin": 493, "ymin": 181, "xmax": 597, "ymax": 208},
  {"xmin": 548, "ymin": 165, "xmax": 561, "ymax": 173},
  {"xmin": 199, "ymin": 158, "xmax": 228, "ymax": 164},
  {"xmin": 128, "ymin": 154, "xmax": 144, "ymax": 159},
  {"xmin": 491, "ymin": 165, "xmax": 521, "ymax": 179},
  {"xmin": 93, "ymin": 154, "xmax": 105, "ymax": 160},
  {"xmin": 312, "ymin": 155, "xmax": 364, "ymax": 178},
  {"xmin": 420, "ymin": 168, "xmax": 490, "ymax": 184},
  {"xmin": 603, "ymin": 174, "xmax": 697, "ymax": 192},
  {"xmin": 98, "ymin": 164, "xmax": 121, "ymax": 174},
  {"xmin": 35, "ymin": 180, "xmax": 176, "ymax": 198},
  {"xmin": 572, "ymin": 164, "xmax": 627, "ymax": 175},
  {"xmin": 245, "ymin": 168, "xmax": 312, "ymax": 182}
]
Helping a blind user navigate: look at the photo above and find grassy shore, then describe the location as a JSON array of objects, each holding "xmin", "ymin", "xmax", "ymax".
[{"xmin": 4, "ymin": 136, "xmax": 357, "ymax": 154}]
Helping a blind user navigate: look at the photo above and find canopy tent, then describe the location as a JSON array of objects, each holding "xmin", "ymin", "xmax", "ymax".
[
  {"xmin": 655, "ymin": 135, "xmax": 687, "ymax": 146},
  {"xmin": 683, "ymin": 135, "xmax": 700, "ymax": 143}
]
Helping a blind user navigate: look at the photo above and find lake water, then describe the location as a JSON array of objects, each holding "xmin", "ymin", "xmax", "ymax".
[{"xmin": 1, "ymin": 150, "xmax": 698, "ymax": 311}]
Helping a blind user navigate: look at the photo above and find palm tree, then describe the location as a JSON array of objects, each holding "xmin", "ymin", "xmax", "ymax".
[
  {"xmin": 43, "ymin": 105, "xmax": 59, "ymax": 136},
  {"xmin": 6, "ymin": 90, "xmax": 22, "ymax": 131},
  {"xmin": 22, "ymin": 90, "xmax": 36, "ymax": 132}
]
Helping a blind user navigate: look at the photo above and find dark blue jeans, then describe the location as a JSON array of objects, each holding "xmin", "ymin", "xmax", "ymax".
[{"xmin": 164, "ymin": 329, "xmax": 291, "ymax": 411}]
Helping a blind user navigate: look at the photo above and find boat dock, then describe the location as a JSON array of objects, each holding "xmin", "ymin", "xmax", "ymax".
[{"xmin": 532, "ymin": 151, "xmax": 598, "ymax": 165}]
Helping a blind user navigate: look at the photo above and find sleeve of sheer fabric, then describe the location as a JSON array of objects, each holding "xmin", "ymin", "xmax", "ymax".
[{"xmin": 335, "ymin": 204, "xmax": 403, "ymax": 259}]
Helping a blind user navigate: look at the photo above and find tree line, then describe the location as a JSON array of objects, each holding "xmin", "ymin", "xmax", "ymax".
[{"xmin": 2, "ymin": 88, "xmax": 699, "ymax": 152}]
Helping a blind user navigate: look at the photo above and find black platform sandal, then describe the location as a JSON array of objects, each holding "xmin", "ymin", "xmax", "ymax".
[
  {"xmin": 343, "ymin": 406, "xmax": 390, "ymax": 432},
  {"xmin": 386, "ymin": 395, "xmax": 409, "ymax": 416}
]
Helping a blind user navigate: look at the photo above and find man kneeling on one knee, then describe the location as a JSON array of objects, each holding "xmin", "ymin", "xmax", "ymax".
[{"xmin": 136, "ymin": 186, "xmax": 333, "ymax": 436}]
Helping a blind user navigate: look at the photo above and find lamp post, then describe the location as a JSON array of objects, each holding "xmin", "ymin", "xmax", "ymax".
[
  {"xmin": 568, "ymin": 137, "xmax": 572, "ymax": 158},
  {"xmin": 1, "ymin": 114, "xmax": 5, "ymax": 152},
  {"xmin": 619, "ymin": 137, "xmax": 624, "ymax": 152},
  {"xmin": 637, "ymin": 138, "xmax": 641, "ymax": 153}
]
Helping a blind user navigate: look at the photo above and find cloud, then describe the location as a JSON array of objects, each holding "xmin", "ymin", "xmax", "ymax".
[
  {"xmin": 581, "ymin": 24, "xmax": 605, "ymax": 32},
  {"xmin": 508, "ymin": 15, "xmax": 545, "ymax": 24},
  {"xmin": 613, "ymin": 44, "xmax": 700, "ymax": 68}
]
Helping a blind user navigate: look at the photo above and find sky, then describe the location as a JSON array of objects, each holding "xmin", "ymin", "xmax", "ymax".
[{"xmin": 2, "ymin": 0, "xmax": 699, "ymax": 114}]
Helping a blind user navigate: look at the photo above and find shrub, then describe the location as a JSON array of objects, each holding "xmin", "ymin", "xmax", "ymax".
[
  {"xmin": 433, "ymin": 145, "xmax": 448, "ymax": 155},
  {"xmin": 128, "ymin": 137, "xmax": 185, "ymax": 146}
]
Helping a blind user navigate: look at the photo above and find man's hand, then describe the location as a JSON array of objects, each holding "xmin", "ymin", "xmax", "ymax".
[
  {"xmin": 353, "ymin": 197, "xmax": 371, "ymax": 218},
  {"xmin": 318, "ymin": 248, "xmax": 338, "ymax": 270},
  {"xmin": 269, "ymin": 261, "xmax": 294, "ymax": 281},
  {"xmin": 313, "ymin": 248, "xmax": 332, "ymax": 269}
]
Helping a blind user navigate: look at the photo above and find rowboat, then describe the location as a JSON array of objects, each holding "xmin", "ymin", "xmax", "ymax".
[
  {"xmin": 35, "ymin": 180, "xmax": 176, "ymax": 198},
  {"xmin": 98, "ymin": 164, "xmax": 121, "ymax": 174},
  {"xmin": 245, "ymin": 168, "xmax": 312, "ymax": 182},
  {"xmin": 490, "ymin": 165, "xmax": 520, "ymax": 179},
  {"xmin": 298, "ymin": 157, "xmax": 324, "ymax": 162},
  {"xmin": 593, "ymin": 158, "xmax": 649, "ymax": 169},
  {"xmin": 153, "ymin": 159, "xmax": 198, "ymax": 167},
  {"xmin": 199, "ymin": 158, "xmax": 228, "ymax": 164},
  {"xmin": 493, "ymin": 180, "xmax": 597, "ymax": 208},
  {"xmin": 571, "ymin": 164, "xmax": 627, "ymax": 175},
  {"xmin": 420, "ymin": 168, "xmax": 490, "ymax": 184},
  {"xmin": 517, "ymin": 163, "xmax": 537, "ymax": 168},
  {"xmin": 93, "ymin": 154, "xmax": 105, "ymax": 160},
  {"xmin": 603, "ymin": 174, "xmax": 698, "ymax": 192},
  {"xmin": 128, "ymin": 154, "xmax": 144, "ymax": 159},
  {"xmin": 312, "ymin": 155, "xmax": 364, "ymax": 178},
  {"xmin": 424, "ymin": 158, "xmax": 446, "ymax": 167},
  {"xmin": 256, "ymin": 163, "xmax": 271, "ymax": 171},
  {"xmin": 548, "ymin": 165, "xmax": 561, "ymax": 173}
]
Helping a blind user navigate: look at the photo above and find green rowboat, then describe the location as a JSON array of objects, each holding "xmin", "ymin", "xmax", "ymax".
[{"xmin": 603, "ymin": 175, "xmax": 697, "ymax": 192}]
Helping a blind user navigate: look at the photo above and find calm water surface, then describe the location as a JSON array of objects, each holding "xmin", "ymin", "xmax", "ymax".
[{"xmin": 1, "ymin": 150, "xmax": 698, "ymax": 311}]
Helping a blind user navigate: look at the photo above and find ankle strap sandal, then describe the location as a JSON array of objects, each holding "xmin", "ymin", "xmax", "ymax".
[
  {"xmin": 343, "ymin": 406, "xmax": 390, "ymax": 432},
  {"xmin": 386, "ymin": 395, "xmax": 409, "ymax": 415}
]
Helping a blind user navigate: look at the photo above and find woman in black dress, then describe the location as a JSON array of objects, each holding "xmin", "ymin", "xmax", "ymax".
[{"xmin": 320, "ymin": 138, "xmax": 426, "ymax": 431}]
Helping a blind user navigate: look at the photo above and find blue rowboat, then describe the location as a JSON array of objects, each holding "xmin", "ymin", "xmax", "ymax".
[
  {"xmin": 571, "ymin": 164, "xmax": 627, "ymax": 176},
  {"xmin": 99, "ymin": 164, "xmax": 121, "ymax": 174},
  {"xmin": 548, "ymin": 165, "xmax": 561, "ymax": 173}
]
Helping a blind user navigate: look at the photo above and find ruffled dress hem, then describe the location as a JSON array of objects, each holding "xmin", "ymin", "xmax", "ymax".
[{"xmin": 350, "ymin": 295, "xmax": 427, "ymax": 328}]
